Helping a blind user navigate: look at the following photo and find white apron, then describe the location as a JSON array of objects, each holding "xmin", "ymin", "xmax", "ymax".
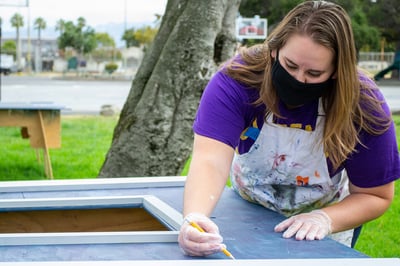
[{"xmin": 231, "ymin": 102, "xmax": 353, "ymax": 246}]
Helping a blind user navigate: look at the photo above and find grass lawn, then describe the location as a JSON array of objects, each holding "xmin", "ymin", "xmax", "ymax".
[
  {"xmin": 0, "ymin": 115, "xmax": 118, "ymax": 180},
  {"xmin": 0, "ymin": 114, "xmax": 399, "ymax": 257},
  {"xmin": 354, "ymin": 116, "xmax": 400, "ymax": 257}
]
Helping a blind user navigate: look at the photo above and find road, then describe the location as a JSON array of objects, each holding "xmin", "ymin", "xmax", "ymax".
[
  {"xmin": 1, "ymin": 75, "xmax": 400, "ymax": 115},
  {"xmin": 0, "ymin": 75, "xmax": 132, "ymax": 115},
  {"xmin": 377, "ymin": 85, "xmax": 400, "ymax": 113}
]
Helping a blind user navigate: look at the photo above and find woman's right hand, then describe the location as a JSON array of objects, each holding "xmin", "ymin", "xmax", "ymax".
[{"xmin": 178, "ymin": 213, "xmax": 225, "ymax": 257}]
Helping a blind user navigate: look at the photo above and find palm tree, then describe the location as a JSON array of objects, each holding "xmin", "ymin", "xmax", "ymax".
[
  {"xmin": 77, "ymin": 17, "xmax": 86, "ymax": 30},
  {"xmin": 34, "ymin": 17, "xmax": 46, "ymax": 72},
  {"xmin": 76, "ymin": 17, "xmax": 86, "ymax": 61},
  {"xmin": 55, "ymin": 19, "xmax": 65, "ymax": 36},
  {"xmin": 10, "ymin": 13, "xmax": 24, "ymax": 70}
]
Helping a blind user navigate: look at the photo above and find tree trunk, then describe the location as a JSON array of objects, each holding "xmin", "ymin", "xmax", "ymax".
[{"xmin": 98, "ymin": 0, "xmax": 241, "ymax": 177}]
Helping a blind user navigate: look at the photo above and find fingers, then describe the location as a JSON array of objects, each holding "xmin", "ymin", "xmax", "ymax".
[
  {"xmin": 178, "ymin": 213, "xmax": 224, "ymax": 257},
  {"xmin": 274, "ymin": 210, "xmax": 332, "ymax": 241},
  {"xmin": 274, "ymin": 216, "xmax": 295, "ymax": 233},
  {"xmin": 283, "ymin": 220, "xmax": 305, "ymax": 239},
  {"xmin": 179, "ymin": 225, "xmax": 223, "ymax": 256},
  {"xmin": 195, "ymin": 218, "xmax": 220, "ymax": 235},
  {"xmin": 295, "ymin": 222, "xmax": 318, "ymax": 240}
]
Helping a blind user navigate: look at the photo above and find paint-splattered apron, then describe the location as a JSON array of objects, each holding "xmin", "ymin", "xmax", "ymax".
[{"xmin": 231, "ymin": 102, "xmax": 353, "ymax": 246}]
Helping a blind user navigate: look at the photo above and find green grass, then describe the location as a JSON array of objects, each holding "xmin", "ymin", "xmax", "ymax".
[
  {"xmin": 355, "ymin": 184, "xmax": 400, "ymax": 257},
  {"xmin": 354, "ymin": 116, "xmax": 400, "ymax": 257},
  {"xmin": 0, "ymin": 114, "xmax": 399, "ymax": 257},
  {"xmin": 0, "ymin": 115, "xmax": 118, "ymax": 180}
]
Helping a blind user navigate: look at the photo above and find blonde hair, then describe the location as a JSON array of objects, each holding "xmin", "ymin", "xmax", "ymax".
[{"xmin": 225, "ymin": 0, "xmax": 391, "ymax": 170}]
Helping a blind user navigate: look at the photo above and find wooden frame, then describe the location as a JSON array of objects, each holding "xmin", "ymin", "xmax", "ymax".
[
  {"xmin": 0, "ymin": 176, "xmax": 187, "ymax": 193},
  {"xmin": 0, "ymin": 195, "xmax": 183, "ymax": 246}
]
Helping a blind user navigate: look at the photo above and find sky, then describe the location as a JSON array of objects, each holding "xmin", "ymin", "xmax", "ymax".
[{"xmin": 0, "ymin": 0, "xmax": 168, "ymax": 40}]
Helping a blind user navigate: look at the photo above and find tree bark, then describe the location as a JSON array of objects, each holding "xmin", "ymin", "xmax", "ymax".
[{"xmin": 99, "ymin": 0, "xmax": 241, "ymax": 177}]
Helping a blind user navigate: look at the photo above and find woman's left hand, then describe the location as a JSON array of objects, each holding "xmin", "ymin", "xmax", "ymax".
[{"xmin": 274, "ymin": 210, "xmax": 332, "ymax": 240}]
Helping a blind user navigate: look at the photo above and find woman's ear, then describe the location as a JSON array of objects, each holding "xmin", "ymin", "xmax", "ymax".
[{"xmin": 271, "ymin": 49, "xmax": 277, "ymax": 59}]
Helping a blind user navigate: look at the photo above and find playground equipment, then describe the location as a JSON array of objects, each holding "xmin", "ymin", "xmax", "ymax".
[{"xmin": 374, "ymin": 51, "xmax": 400, "ymax": 81}]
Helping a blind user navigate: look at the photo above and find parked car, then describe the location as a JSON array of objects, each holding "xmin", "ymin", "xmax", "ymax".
[{"xmin": 0, "ymin": 54, "xmax": 14, "ymax": 75}]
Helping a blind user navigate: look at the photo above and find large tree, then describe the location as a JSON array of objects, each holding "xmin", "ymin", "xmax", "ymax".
[
  {"xmin": 363, "ymin": 0, "xmax": 400, "ymax": 51},
  {"xmin": 99, "ymin": 0, "xmax": 240, "ymax": 177},
  {"xmin": 362, "ymin": 0, "xmax": 400, "ymax": 79}
]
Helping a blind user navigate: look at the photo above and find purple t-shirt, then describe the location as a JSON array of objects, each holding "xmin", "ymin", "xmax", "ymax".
[{"xmin": 193, "ymin": 70, "xmax": 400, "ymax": 188}]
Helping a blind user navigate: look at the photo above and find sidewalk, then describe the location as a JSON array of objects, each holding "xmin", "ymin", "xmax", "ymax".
[
  {"xmin": 53, "ymin": 71, "xmax": 134, "ymax": 81},
  {"xmin": 376, "ymin": 78, "xmax": 400, "ymax": 87},
  {"xmin": 8, "ymin": 71, "xmax": 135, "ymax": 82}
]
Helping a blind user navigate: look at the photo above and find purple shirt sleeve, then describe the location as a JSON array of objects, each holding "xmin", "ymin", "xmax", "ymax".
[
  {"xmin": 193, "ymin": 71, "xmax": 261, "ymax": 148},
  {"xmin": 346, "ymin": 121, "xmax": 400, "ymax": 188},
  {"xmin": 344, "ymin": 82, "xmax": 400, "ymax": 188}
]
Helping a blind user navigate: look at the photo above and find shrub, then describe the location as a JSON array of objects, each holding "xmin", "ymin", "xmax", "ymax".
[{"xmin": 104, "ymin": 62, "xmax": 118, "ymax": 74}]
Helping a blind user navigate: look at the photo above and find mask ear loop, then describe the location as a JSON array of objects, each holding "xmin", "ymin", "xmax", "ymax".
[{"xmin": 274, "ymin": 49, "xmax": 280, "ymax": 62}]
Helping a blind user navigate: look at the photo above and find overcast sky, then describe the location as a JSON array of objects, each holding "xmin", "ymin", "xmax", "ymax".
[{"xmin": 0, "ymin": 0, "xmax": 168, "ymax": 32}]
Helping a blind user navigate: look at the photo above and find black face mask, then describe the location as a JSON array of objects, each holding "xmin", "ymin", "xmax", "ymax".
[{"xmin": 271, "ymin": 52, "xmax": 334, "ymax": 107}]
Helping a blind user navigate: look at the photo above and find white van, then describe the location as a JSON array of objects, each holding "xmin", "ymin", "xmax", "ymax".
[{"xmin": 0, "ymin": 54, "xmax": 14, "ymax": 75}]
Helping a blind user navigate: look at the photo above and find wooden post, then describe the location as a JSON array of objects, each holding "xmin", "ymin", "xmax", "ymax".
[{"xmin": 38, "ymin": 110, "xmax": 53, "ymax": 179}]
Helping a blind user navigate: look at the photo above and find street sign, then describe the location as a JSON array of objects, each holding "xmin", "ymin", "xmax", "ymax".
[{"xmin": 236, "ymin": 16, "xmax": 267, "ymax": 40}]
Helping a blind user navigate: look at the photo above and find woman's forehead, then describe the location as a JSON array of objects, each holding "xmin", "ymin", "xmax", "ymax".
[{"xmin": 280, "ymin": 34, "xmax": 335, "ymax": 70}]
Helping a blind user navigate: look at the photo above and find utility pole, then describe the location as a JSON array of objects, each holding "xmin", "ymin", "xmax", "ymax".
[
  {"xmin": 123, "ymin": 0, "xmax": 128, "ymax": 71},
  {"xmin": 124, "ymin": 0, "xmax": 127, "ymax": 31},
  {"xmin": 26, "ymin": 0, "xmax": 31, "ymax": 73}
]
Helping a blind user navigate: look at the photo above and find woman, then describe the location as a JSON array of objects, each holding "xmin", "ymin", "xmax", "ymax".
[{"xmin": 178, "ymin": 0, "xmax": 400, "ymax": 257}]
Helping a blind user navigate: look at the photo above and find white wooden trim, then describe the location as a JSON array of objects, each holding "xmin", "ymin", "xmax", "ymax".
[
  {"xmin": 0, "ymin": 195, "xmax": 183, "ymax": 246},
  {"xmin": 0, "ymin": 231, "xmax": 179, "ymax": 246},
  {"xmin": 0, "ymin": 195, "xmax": 145, "ymax": 210},
  {"xmin": 0, "ymin": 176, "xmax": 187, "ymax": 192},
  {"xmin": 143, "ymin": 195, "xmax": 183, "ymax": 230}
]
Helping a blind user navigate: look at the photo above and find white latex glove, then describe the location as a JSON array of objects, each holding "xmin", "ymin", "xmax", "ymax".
[
  {"xmin": 178, "ymin": 213, "xmax": 225, "ymax": 257},
  {"xmin": 274, "ymin": 210, "xmax": 332, "ymax": 241}
]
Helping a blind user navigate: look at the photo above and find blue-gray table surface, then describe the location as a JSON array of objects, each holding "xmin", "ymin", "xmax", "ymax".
[{"xmin": 0, "ymin": 181, "xmax": 367, "ymax": 261}]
